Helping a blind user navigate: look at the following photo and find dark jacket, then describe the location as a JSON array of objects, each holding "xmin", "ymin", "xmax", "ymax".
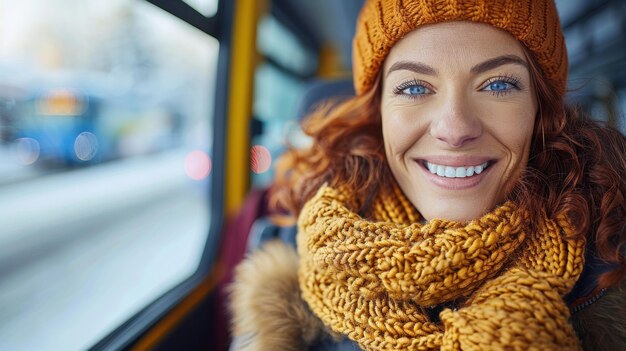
[{"xmin": 229, "ymin": 241, "xmax": 626, "ymax": 351}]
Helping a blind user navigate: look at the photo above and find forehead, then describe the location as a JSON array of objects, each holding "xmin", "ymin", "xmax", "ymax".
[{"xmin": 384, "ymin": 21, "xmax": 527, "ymax": 71}]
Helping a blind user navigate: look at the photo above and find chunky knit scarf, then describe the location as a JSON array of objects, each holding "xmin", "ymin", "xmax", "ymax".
[{"xmin": 297, "ymin": 184, "xmax": 585, "ymax": 350}]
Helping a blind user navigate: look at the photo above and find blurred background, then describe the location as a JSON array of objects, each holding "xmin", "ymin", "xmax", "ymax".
[
  {"xmin": 0, "ymin": 0, "xmax": 217, "ymax": 350},
  {"xmin": 0, "ymin": 0, "xmax": 623, "ymax": 350}
]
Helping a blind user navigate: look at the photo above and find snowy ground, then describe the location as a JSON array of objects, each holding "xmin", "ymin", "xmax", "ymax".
[{"xmin": 0, "ymin": 149, "xmax": 210, "ymax": 351}]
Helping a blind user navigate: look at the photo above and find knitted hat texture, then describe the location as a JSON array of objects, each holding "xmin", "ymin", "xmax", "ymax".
[{"xmin": 353, "ymin": 0, "xmax": 568, "ymax": 96}]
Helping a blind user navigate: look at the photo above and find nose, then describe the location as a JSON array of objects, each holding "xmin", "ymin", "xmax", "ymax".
[{"xmin": 429, "ymin": 95, "xmax": 482, "ymax": 148}]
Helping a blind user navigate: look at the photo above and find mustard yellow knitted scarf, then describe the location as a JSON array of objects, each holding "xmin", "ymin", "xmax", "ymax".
[{"xmin": 297, "ymin": 184, "xmax": 585, "ymax": 350}]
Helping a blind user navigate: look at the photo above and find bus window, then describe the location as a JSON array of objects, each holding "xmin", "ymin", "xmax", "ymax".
[
  {"xmin": 250, "ymin": 12, "xmax": 319, "ymax": 188},
  {"xmin": 0, "ymin": 1, "xmax": 218, "ymax": 350},
  {"xmin": 182, "ymin": 0, "xmax": 218, "ymax": 17}
]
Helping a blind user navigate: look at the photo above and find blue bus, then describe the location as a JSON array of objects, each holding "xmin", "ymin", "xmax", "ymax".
[{"xmin": 13, "ymin": 82, "xmax": 180, "ymax": 166}]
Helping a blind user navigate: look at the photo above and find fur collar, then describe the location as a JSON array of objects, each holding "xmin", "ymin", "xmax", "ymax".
[{"xmin": 228, "ymin": 241, "xmax": 327, "ymax": 350}]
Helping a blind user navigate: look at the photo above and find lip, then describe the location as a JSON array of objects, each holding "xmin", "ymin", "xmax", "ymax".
[
  {"xmin": 419, "ymin": 155, "xmax": 493, "ymax": 167},
  {"xmin": 415, "ymin": 156, "xmax": 497, "ymax": 190}
]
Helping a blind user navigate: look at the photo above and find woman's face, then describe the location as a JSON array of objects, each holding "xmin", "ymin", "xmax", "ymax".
[{"xmin": 381, "ymin": 22, "xmax": 537, "ymax": 222}]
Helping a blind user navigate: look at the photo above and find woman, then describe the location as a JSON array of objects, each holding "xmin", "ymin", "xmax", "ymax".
[{"xmin": 230, "ymin": 0, "xmax": 626, "ymax": 350}]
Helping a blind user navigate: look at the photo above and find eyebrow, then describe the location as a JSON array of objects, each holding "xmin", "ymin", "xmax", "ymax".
[
  {"xmin": 470, "ymin": 54, "xmax": 528, "ymax": 74},
  {"xmin": 385, "ymin": 54, "xmax": 528, "ymax": 77},
  {"xmin": 386, "ymin": 61, "xmax": 438, "ymax": 77}
]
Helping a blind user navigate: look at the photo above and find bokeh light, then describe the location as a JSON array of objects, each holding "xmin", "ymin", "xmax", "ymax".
[
  {"xmin": 14, "ymin": 138, "xmax": 40, "ymax": 165},
  {"xmin": 74, "ymin": 132, "xmax": 99, "ymax": 161},
  {"xmin": 184, "ymin": 150, "xmax": 212, "ymax": 180},
  {"xmin": 250, "ymin": 145, "xmax": 272, "ymax": 174}
]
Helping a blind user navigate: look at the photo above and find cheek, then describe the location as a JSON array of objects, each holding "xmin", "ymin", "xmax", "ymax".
[
  {"xmin": 495, "ymin": 108, "xmax": 536, "ymax": 174},
  {"xmin": 381, "ymin": 104, "xmax": 427, "ymax": 159},
  {"xmin": 484, "ymin": 99, "xmax": 536, "ymax": 150},
  {"xmin": 509, "ymin": 111, "xmax": 536, "ymax": 156}
]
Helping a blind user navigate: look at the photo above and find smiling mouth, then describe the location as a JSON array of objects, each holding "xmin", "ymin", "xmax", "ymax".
[{"xmin": 421, "ymin": 160, "xmax": 494, "ymax": 178}]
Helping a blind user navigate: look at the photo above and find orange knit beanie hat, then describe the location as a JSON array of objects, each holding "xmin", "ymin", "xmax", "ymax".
[{"xmin": 353, "ymin": 0, "xmax": 568, "ymax": 96}]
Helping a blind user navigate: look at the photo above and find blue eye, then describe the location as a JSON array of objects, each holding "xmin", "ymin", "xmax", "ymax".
[
  {"xmin": 484, "ymin": 81, "xmax": 514, "ymax": 92},
  {"xmin": 481, "ymin": 76, "xmax": 522, "ymax": 96},
  {"xmin": 403, "ymin": 85, "xmax": 429, "ymax": 95},
  {"xmin": 394, "ymin": 80, "xmax": 433, "ymax": 99}
]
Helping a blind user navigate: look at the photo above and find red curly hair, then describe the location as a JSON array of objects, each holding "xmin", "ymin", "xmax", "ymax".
[{"xmin": 270, "ymin": 50, "xmax": 626, "ymax": 289}]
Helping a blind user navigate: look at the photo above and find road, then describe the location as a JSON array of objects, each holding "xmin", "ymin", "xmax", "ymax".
[{"xmin": 0, "ymin": 149, "xmax": 210, "ymax": 351}]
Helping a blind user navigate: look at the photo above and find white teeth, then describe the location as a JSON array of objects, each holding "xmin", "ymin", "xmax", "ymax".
[
  {"xmin": 445, "ymin": 167, "xmax": 455, "ymax": 177},
  {"xmin": 424, "ymin": 161, "xmax": 489, "ymax": 178},
  {"xmin": 467, "ymin": 166, "xmax": 475, "ymax": 177},
  {"xmin": 436, "ymin": 165, "xmax": 445, "ymax": 176},
  {"xmin": 455, "ymin": 167, "xmax": 466, "ymax": 178}
]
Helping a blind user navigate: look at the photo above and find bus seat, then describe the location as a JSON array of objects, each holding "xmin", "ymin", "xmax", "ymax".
[{"xmin": 295, "ymin": 77, "xmax": 355, "ymax": 120}]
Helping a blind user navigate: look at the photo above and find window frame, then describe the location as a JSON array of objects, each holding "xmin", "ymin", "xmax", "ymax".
[{"xmin": 89, "ymin": 0, "xmax": 229, "ymax": 349}]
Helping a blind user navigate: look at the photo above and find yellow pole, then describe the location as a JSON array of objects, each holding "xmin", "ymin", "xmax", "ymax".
[{"xmin": 225, "ymin": 0, "xmax": 265, "ymax": 216}]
